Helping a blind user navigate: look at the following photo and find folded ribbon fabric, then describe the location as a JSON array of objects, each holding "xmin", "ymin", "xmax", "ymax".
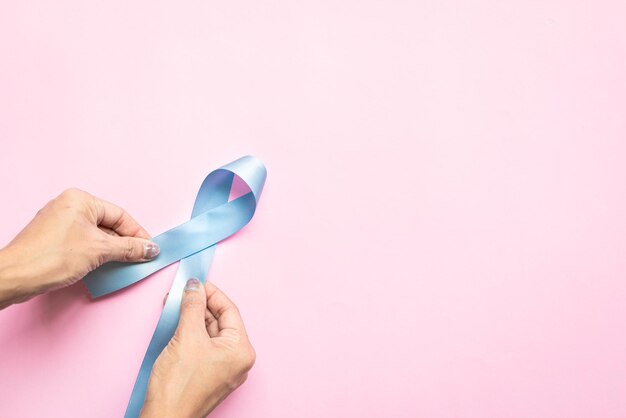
[{"xmin": 82, "ymin": 155, "xmax": 267, "ymax": 418}]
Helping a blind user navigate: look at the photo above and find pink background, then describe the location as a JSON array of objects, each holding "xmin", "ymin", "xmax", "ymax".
[{"xmin": 1, "ymin": 1, "xmax": 625, "ymax": 417}]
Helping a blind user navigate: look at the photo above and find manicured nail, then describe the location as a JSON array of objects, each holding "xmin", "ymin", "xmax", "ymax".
[
  {"xmin": 185, "ymin": 278, "xmax": 201, "ymax": 292},
  {"xmin": 144, "ymin": 242, "xmax": 160, "ymax": 259}
]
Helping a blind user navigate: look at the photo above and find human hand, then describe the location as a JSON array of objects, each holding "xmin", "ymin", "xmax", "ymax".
[
  {"xmin": 0, "ymin": 188, "xmax": 159, "ymax": 309},
  {"xmin": 140, "ymin": 279, "xmax": 256, "ymax": 418}
]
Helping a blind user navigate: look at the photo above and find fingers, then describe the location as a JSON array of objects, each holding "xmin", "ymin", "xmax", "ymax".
[
  {"xmin": 91, "ymin": 195, "xmax": 152, "ymax": 240},
  {"xmin": 204, "ymin": 281, "xmax": 247, "ymax": 337},
  {"xmin": 104, "ymin": 235, "xmax": 160, "ymax": 263},
  {"xmin": 176, "ymin": 278, "xmax": 209, "ymax": 337},
  {"xmin": 90, "ymin": 195, "xmax": 160, "ymax": 263}
]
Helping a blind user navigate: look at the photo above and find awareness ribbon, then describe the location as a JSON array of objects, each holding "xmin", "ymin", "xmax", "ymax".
[{"xmin": 82, "ymin": 155, "xmax": 267, "ymax": 418}]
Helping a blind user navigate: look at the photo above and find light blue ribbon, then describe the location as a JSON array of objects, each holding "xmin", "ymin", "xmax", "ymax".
[{"xmin": 82, "ymin": 155, "xmax": 267, "ymax": 418}]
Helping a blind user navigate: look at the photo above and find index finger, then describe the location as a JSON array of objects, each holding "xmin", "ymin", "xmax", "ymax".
[
  {"xmin": 91, "ymin": 195, "xmax": 152, "ymax": 240},
  {"xmin": 205, "ymin": 281, "xmax": 247, "ymax": 336}
]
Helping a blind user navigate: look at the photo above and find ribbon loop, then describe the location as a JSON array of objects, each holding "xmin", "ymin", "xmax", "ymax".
[{"xmin": 83, "ymin": 155, "xmax": 267, "ymax": 418}]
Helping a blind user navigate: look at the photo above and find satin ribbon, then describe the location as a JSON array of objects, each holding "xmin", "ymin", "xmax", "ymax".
[{"xmin": 82, "ymin": 156, "xmax": 267, "ymax": 418}]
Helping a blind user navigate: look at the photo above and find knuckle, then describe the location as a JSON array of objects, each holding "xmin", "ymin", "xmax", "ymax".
[
  {"xmin": 60, "ymin": 187, "xmax": 84, "ymax": 200},
  {"xmin": 56, "ymin": 188, "xmax": 90, "ymax": 213},
  {"xmin": 244, "ymin": 345, "xmax": 256, "ymax": 369},
  {"xmin": 217, "ymin": 341, "xmax": 256, "ymax": 391},
  {"xmin": 96, "ymin": 250, "xmax": 109, "ymax": 266},
  {"xmin": 95, "ymin": 237, "xmax": 113, "ymax": 265},
  {"xmin": 36, "ymin": 203, "xmax": 51, "ymax": 216},
  {"xmin": 124, "ymin": 239, "xmax": 136, "ymax": 260},
  {"xmin": 229, "ymin": 372, "xmax": 248, "ymax": 390},
  {"xmin": 236, "ymin": 343, "xmax": 256, "ymax": 371}
]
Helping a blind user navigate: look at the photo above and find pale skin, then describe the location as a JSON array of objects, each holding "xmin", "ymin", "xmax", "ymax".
[{"xmin": 0, "ymin": 188, "xmax": 255, "ymax": 417}]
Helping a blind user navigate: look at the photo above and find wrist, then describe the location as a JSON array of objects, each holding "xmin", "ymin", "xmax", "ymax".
[
  {"xmin": 139, "ymin": 402, "xmax": 198, "ymax": 418},
  {"xmin": 140, "ymin": 386, "xmax": 228, "ymax": 418},
  {"xmin": 0, "ymin": 245, "xmax": 42, "ymax": 309}
]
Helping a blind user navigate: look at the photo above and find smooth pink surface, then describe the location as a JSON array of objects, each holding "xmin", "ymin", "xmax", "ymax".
[{"xmin": 1, "ymin": 1, "xmax": 626, "ymax": 417}]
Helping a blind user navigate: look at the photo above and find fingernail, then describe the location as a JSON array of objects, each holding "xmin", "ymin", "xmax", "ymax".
[
  {"xmin": 144, "ymin": 242, "xmax": 160, "ymax": 259},
  {"xmin": 185, "ymin": 278, "xmax": 201, "ymax": 292}
]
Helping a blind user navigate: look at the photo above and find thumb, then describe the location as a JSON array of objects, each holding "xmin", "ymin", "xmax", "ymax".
[
  {"xmin": 176, "ymin": 278, "xmax": 208, "ymax": 337},
  {"xmin": 106, "ymin": 235, "xmax": 160, "ymax": 263}
]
